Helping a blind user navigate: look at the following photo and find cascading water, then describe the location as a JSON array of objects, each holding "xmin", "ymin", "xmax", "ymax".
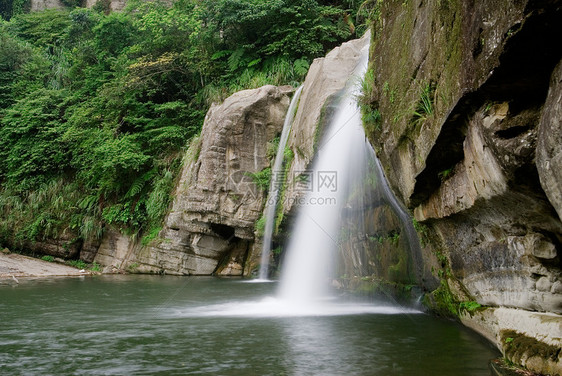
[
  {"xmin": 258, "ymin": 85, "xmax": 304, "ymax": 280},
  {"xmin": 180, "ymin": 33, "xmax": 422, "ymax": 317},
  {"xmin": 278, "ymin": 35, "xmax": 373, "ymax": 302},
  {"xmin": 277, "ymin": 31, "xmax": 422, "ymax": 303}
]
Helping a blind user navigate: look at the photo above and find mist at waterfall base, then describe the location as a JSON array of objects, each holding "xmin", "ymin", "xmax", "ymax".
[{"xmin": 1, "ymin": 276, "xmax": 499, "ymax": 375}]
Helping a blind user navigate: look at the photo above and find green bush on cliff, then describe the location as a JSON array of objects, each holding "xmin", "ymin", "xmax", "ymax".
[{"xmin": 0, "ymin": 0, "xmax": 362, "ymax": 252}]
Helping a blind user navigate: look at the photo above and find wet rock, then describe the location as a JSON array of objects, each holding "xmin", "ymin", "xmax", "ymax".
[
  {"xmin": 24, "ymin": 235, "xmax": 81, "ymax": 260},
  {"xmin": 462, "ymin": 307, "xmax": 562, "ymax": 376},
  {"xmin": 94, "ymin": 228, "xmax": 132, "ymax": 271},
  {"xmin": 536, "ymin": 277, "xmax": 552, "ymax": 293}
]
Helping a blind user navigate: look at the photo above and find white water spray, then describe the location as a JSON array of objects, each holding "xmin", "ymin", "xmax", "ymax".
[
  {"xmin": 278, "ymin": 35, "xmax": 372, "ymax": 302},
  {"xmin": 258, "ymin": 86, "xmax": 304, "ymax": 280}
]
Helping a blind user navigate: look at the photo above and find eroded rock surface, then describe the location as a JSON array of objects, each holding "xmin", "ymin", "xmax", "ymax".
[
  {"xmin": 367, "ymin": 0, "xmax": 562, "ymax": 373},
  {"xmin": 98, "ymin": 85, "xmax": 291, "ymax": 275}
]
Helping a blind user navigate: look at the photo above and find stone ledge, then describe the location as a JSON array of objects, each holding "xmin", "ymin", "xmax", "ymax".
[{"xmin": 461, "ymin": 307, "xmax": 562, "ymax": 376}]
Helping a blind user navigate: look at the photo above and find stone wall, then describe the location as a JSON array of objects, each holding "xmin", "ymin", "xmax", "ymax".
[
  {"xmin": 31, "ymin": 0, "xmax": 129, "ymax": 12},
  {"xmin": 30, "ymin": 0, "xmax": 64, "ymax": 11}
]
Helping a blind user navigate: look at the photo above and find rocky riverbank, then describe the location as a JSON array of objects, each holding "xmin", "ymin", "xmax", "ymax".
[{"xmin": 0, "ymin": 252, "xmax": 88, "ymax": 279}]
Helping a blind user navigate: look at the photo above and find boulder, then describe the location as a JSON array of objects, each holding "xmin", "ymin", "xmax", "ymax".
[{"xmin": 100, "ymin": 85, "xmax": 291, "ymax": 275}]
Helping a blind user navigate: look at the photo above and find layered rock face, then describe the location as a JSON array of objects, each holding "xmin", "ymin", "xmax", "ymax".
[
  {"xmin": 30, "ymin": 0, "xmax": 64, "ymax": 11},
  {"xmin": 366, "ymin": 0, "xmax": 562, "ymax": 373},
  {"xmin": 95, "ymin": 85, "xmax": 290, "ymax": 275}
]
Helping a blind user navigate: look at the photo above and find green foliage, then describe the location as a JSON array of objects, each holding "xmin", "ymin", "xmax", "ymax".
[
  {"xmin": 127, "ymin": 262, "xmax": 139, "ymax": 272},
  {"xmin": 92, "ymin": 0, "xmax": 111, "ymax": 14},
  {"xmin": 267, "ymin": 136, "xmax": 280, "ymax": 160},
  {"xmin": 41, "ymin": 255, "xmax": 55, "ymax": 262},
  {"xmin": 1, "ymin": 0, "xmax": 30, "ymax": 20},
  {"xmin": 0, "ymin": 32, "xmax": 39, "ymax": 109},
  {"xmin": 271, "ymin": 246, "xmax": 282, "ymax": 255},
  {"xmin": 0, "ymin": 0, "xmax": 362, "ymax": 252},
  {"xmin": 255, "ymin": 215, "xmax": 266, "ymax": 236},
  {"xmin": 412, "ymin": 218, "xmax": 429, "ymax": 246},
  {"xmin": 458, "ymin": 301, "xmax": 482, "ymax": 313},
  {"xmin": 390, "ymin": 232, "xmax": 400, "ymax": 245},
  {"xmin": 6, "ymin": 9, "xmax": 71, "ymax": 47},
  {"xmin": 283, "ymin": 146, "xmax": 294, "ymax": 161},
  {"xmin": 60, "ymin": 0, "xmax": 83, "ymax": 8},
  {"xmin": 141, "ymin": 226, "xmax": 162, "ymax": 246},
  {"xmin": 359, "ymin": 68, "xmax": 381, "ymax": 135},
  {"xmin": 66, "ymin": 259, "xmax": 87, "ymax": 269},
  {"xmin": 358, "ymin": 0, "xmax": 383, "ymax": 26},
  {"xmin": 274, "ymin": 144, "xmax": 295, "ymax": 234},
  {"xmin": 0, "ymin": 89, "xmax": 71, "ymax": 190},
  {"xmin": 438, "ymin": 167, "xmax": 453, "ymax": 182},
  {"xmin": 428, "ymin": 279, "xmax": 459, "ymax": 317},
  {"xmin": 412, "ymin": 82, "xmax": 435, "ymax": 126},
  {"xmin": 247, "ymin": 167, "xmax": 272, "ymax": 191},
  {"xmin": 362, "ymin": 107, "xmax": 381, "ymax": 133}
]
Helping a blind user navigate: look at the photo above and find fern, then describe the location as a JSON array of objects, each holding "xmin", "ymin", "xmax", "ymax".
[
  {"xmin": 125, "ymin": 168, "xmax": 157, "ymax": 199},
  {"xmin": 211, "ymin": 49, "xmax": 232, "ymax": 60},
  {"xmin": 247, "ymin": 167, "xmax": 272, "ymax": 191},
  {"xmin": 228, "ymin": 48, "xmax": 245, "ymax": 71},
  {"xmin": 247, "ymin": 58, "xmax": 262, "ymax": 68},
  {"xmin": 293, "ymin": 58, "xmax": 310, "ymax": 77},
  {"xmin": 78, "ymin": 195, "xmax": 98, "ymax": 211}
]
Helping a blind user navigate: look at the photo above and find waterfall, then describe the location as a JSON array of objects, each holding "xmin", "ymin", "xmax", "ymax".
[
  {"xmin": 259, "ymin": 85, "xmax": 304, "ymax": 280},
  {"xmin": 278, "ymin": 36, "xmax": 372, "ymax": 302}
]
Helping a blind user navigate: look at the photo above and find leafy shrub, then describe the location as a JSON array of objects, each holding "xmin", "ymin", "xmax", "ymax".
[{"xmin": 0, "ymin": 0, "xmax": 362, "ymax": 249}]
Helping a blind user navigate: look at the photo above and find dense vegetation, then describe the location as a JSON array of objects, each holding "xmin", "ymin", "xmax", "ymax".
[{"xmin": 0, "ymin": 0, "xmax": 364, "ymax": 253}]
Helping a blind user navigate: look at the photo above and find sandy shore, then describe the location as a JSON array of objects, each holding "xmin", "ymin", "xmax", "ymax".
[{"xmin": 0, "ymin": 252, "xmax": 87, "ymax": 279}]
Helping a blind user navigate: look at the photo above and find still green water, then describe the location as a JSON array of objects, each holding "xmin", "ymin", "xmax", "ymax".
[{"xmin": 0, "ymin": 275, "xmax": 498, "ymax": 375}]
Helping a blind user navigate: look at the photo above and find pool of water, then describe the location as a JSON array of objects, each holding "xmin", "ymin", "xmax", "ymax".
[{"xmin": 0, "ymin": 275, "xmax": 499, "ymax": 375}]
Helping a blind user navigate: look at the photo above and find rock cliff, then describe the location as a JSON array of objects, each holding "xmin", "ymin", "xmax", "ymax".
[
  {"xmin": 363, "ymin": 0, "xmax": 562, "ymax": 373},
  {"xmin": 94, "ymin": 85, "xmax": 291, "ymax": 275}
]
